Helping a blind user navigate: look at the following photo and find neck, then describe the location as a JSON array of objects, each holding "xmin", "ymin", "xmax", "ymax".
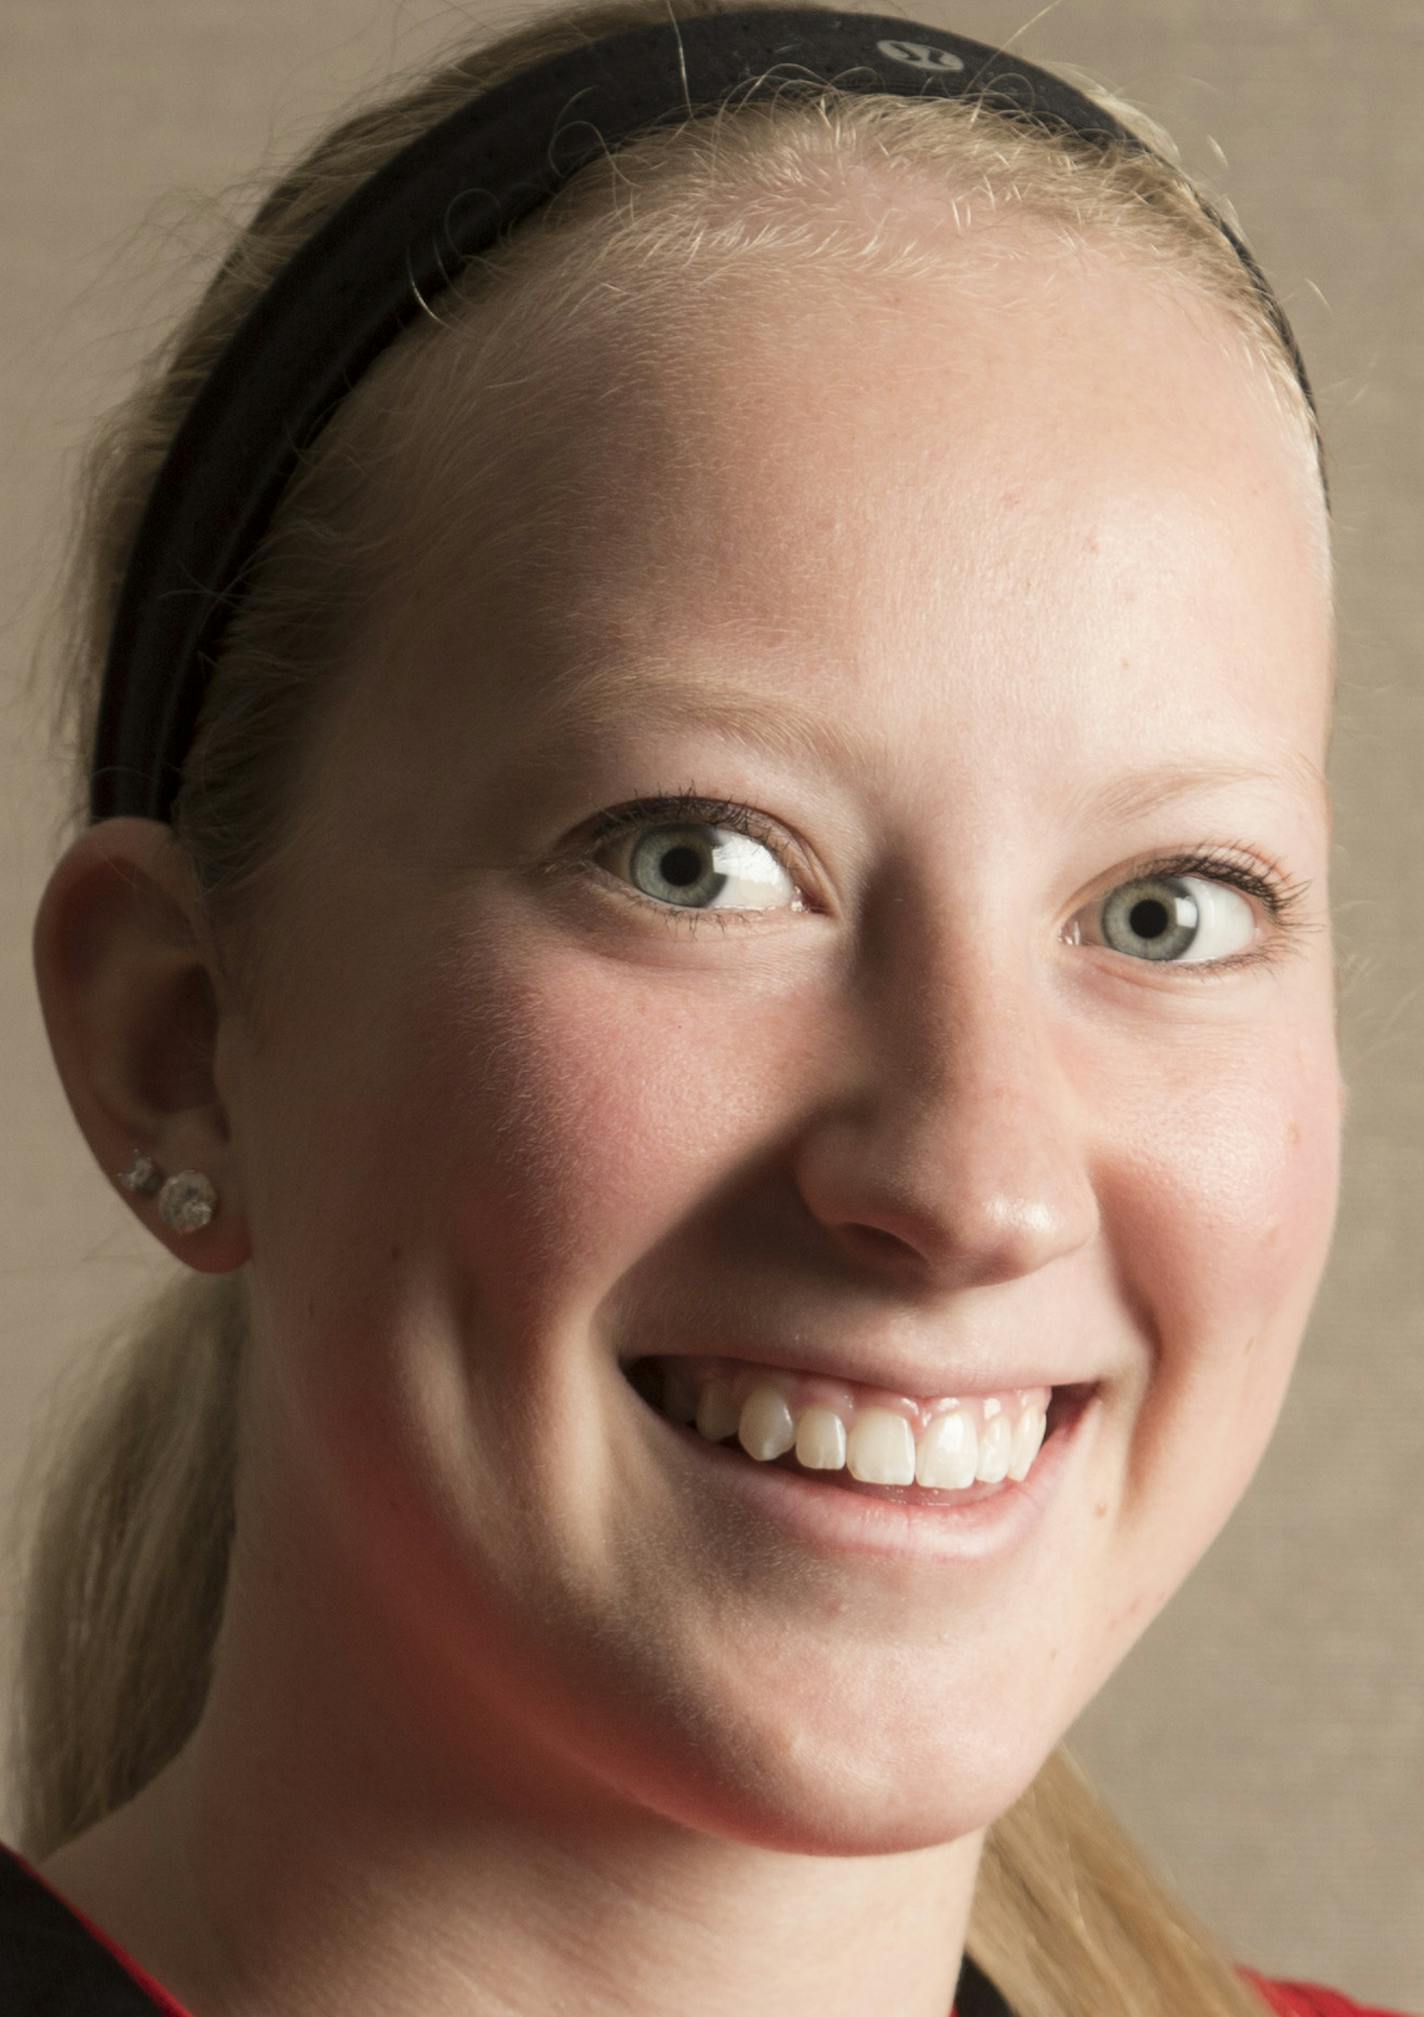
[
  {"xmin": 36, "ymin": 1508, "xmax": 985, "ymax": 2017},
  {"xmin": 40, "ymin": 1740, "xmax": 980, "ymax": 2017}
]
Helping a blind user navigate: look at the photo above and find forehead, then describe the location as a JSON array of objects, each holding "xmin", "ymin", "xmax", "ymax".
[{"xmin": 358, "ymin": 231, "xmax": 1331, "ymax": 827}]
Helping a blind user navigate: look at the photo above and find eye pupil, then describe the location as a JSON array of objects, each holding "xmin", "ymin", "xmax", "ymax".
[
  {"xmin": 659, "ymin": 844, "xmax": 703, "ymax": 889},
  {"xmin": 1129, "ymin": 897, "xmax": 1170, "ymax": 941}
]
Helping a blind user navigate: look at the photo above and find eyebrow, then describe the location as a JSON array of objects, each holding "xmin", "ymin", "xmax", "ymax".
[
  {"xmin": 1065, "ymin": 748, "xmax": 1331, "ymax": 829},
  {"xmin": 503, "ymin": 656, "xmax": 1330, "ymax": 825},
  {"xmin": 507, "ymin": 656, "xmax": 884, "ymax": 785}
]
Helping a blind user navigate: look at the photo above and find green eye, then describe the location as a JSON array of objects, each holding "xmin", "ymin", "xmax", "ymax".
[
  {"xmin": 1094, "ymin": 874, "xmax": 1255, "ymax": 965},
  {"xmin": 611, "ymin": 822, "xmax": 795, "ymax": 913}
]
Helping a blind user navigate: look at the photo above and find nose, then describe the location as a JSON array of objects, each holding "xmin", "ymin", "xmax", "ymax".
[{"xmin": 792, "ymin": 941, "xmax": 1100, "ymax": 1292}]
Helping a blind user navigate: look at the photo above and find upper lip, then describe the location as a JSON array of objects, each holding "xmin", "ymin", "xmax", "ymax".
[{"xmin": 634, "ymin": 1343, "xmax": 1100, "ymax": 1401}]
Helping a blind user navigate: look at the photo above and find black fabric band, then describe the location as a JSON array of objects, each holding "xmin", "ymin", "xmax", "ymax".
[{"xmin": 89, "ymin": 6, "xmax": 1320, "ymax": 825}]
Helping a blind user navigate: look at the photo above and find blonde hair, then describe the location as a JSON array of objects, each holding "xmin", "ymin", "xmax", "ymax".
[{"xmin": 11, "ymin": 5, "xmax": 1324, "ymax": 2011}]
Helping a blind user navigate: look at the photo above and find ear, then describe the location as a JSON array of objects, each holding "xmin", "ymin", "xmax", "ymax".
[{"xmin": 32, "ymin": 816, "xmax": 250, "ymax": 1272}]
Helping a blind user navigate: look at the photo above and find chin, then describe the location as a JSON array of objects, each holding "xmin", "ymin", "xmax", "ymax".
[
  {"xmin": 603, "ymin": 1699, "xmax": 1044, "ymax": 1858},
  {"xmin": 669, "ymin": 1763, "xmax": 1017, "ymax": 1859}
]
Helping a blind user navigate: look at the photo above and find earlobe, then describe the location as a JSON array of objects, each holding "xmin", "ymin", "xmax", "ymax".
[{"xmin": 32, "ymin": 816, "xmax": 250, "ymax": 1273}]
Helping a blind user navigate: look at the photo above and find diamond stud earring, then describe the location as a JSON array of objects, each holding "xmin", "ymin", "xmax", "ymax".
[
  {"xmin": 116, "ymin": 1149, "xmax": 218, "ymax": 1234},
  {"xmin": 116, "ymin": 1148, "xmax": 162, "ymax": 1196}
]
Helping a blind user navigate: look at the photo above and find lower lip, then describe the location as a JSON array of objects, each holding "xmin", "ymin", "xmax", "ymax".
[{"xmin": 638, "ymin": 1385, "xmax": 1101, "ymax": 1565}]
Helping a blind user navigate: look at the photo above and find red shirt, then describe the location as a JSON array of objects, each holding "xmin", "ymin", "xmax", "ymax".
[
  {"xmin": 1238, "ymin": 1968, "xmax": 1419, "ymax": 2017},
  {"xmin": 0, "ymin": 1842, "xmax": 1413, "ymax": 2016}
]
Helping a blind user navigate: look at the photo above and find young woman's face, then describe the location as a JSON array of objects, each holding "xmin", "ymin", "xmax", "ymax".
[{"xmin": 222, "ymin": 233, "xmax": 1339, "ymax": 1854}]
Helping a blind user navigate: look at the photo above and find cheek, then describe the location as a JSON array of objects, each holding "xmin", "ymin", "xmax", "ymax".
[
  {"xmin": 1066, "ymin": 1023, "xmax": 1341, "ymax": 1663},
  {"xmin": 415, "ymin": 930, "xmax": 776, "ymax": 1316},
  {"xmin": 1117, "ymin": 1026, "xmax": 1341, "ymax": 1354},
  {"xmin": 1102, "ymin": 1021, "xmax": 1341, "ymax": 1536}
]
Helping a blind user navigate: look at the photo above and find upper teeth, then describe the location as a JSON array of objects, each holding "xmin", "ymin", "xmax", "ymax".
[{"xmin": 659, "ymin": 1359, "xmax": 1052, "ymax": 1489}]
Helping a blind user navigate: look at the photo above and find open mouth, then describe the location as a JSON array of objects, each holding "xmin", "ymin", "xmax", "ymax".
[{"xmin": 622, "ymin": 1357, "xmax": 1097, "ymax": 1508}]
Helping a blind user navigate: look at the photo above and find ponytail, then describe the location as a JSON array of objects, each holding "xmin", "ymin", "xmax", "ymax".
[{"xmin": 7, "ymin": 1270, "xmax": 243, "ymax": 1858}]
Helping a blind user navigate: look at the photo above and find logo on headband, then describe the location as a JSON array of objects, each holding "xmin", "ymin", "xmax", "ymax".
[{"xmin": 874, "ymin": 38, "xmax": 966, "ymax": 74}]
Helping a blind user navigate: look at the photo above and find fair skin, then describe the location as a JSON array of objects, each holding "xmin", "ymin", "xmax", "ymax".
[{"xmin": 32, "ymin": 221, "xmax": 1341, "ymax": 2017}]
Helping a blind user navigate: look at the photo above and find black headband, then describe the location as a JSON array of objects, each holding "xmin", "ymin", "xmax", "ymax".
[{"xmin": 90, "ymin": 6, "xmax": 1320, "ymax": 825}]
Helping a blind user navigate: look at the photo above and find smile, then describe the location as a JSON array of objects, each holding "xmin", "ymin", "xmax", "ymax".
[{"xmin": 625, "ymin": 1353, "xmax": 1097, "ymax": 1499}]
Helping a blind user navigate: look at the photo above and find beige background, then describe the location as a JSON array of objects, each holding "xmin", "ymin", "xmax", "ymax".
[{"xmin": 2, "ymin": 1, "xmax": 1420, "ymax": 2007}]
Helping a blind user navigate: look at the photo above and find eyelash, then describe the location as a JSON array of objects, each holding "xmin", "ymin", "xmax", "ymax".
[{"xmin": 565, "ymin": 786, "xmax": 1317, "ymax": 978}]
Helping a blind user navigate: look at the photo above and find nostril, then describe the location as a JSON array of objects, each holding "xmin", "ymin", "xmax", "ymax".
[
  {"xmin": 835, "ymin": 1223, "xmax": 921, "ymax": 1273},
  {"xmin": 845, "ymin": 1225, "xmax": 907, "ymax": 1256}
]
